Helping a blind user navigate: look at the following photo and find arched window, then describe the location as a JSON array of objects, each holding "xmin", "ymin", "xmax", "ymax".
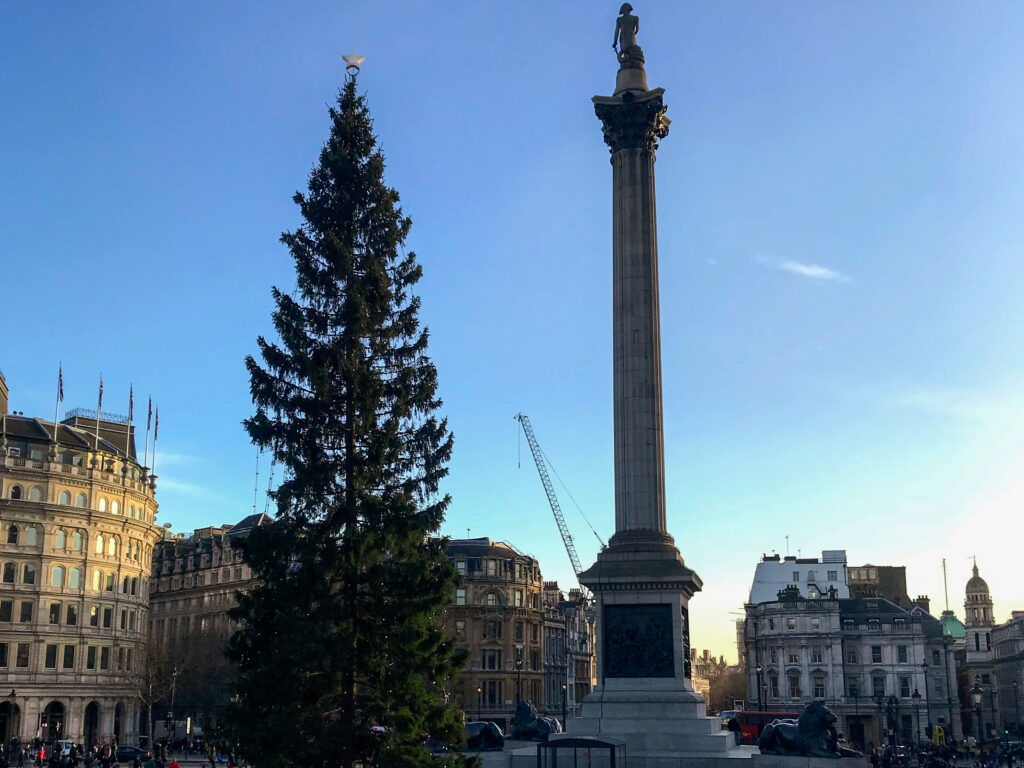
[
  {"xmin": 6, "ymin": 526, "xmax": 17, "ymax": 544},
  {"xmin": 52, "ymin": 565, "xmax": 66, "ymax": 588},
  {"xmin": 26, "ymin": 527, "xmax": 38, "ymax": 546},
  {"xmin": 69, "ymin": 568, "xmax": 82, "ymax": 589},
  {"xmin": 74, "ymin": 493, "xmax": 87, "ymax": 508},
  {"xmin": 55, "ymin": 530, "xmax": 67, "ymax": 549},
  {"xmin": 8, "ymin": 486, "xmax": 22, "ymax": 500},
  {"xmin": 107, "ymin": 537, "xmax": 117, "ymax": 557},
  {"xmin": 28, "ymin": 486, "xmax": 43, "ymax": 502},
  {"xmin": 72, "ymin": 532, "xmax": 83, "ymax": 551},
  {"xmin": 91, "ymin": 570, "xmax": 101, "ymax": 591},
  {"xmin": 98, "ymin": 498, "xmax": 107, "ymax": 512},
  {"xmin": 111, "ymin": 501, "xmax": 119, "ymax": 515},
  {"xmin": 95, "ymin": 535, "xmax": 104, "ymax": 555},
  {"xmin": 133, "ymin": 542, "xmax": 140, "ymax": 561},
  {"xmin": 105, "ymin": 573, "xmax": 115, "ymax": 592},
  {"xmin": 22, "ymin": 564, "xmax": 35, "ymax": 584},
  {"xmin": 1, "ymin": 563, "xmax": 15, "ymax": 583},
  {"xmin": 130, "ymin": 577, "xmax": 138, "ymax": 596},
  {"xmin": 122, "ymin": 577, "xmax": 129, "ymax": 594},
  {"xmin": 58, "ymin": 491, "xmax": 71, "ymax": 506}
]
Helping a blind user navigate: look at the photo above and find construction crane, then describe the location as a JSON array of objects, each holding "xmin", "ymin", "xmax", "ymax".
[{"xmin": 515, "ymin": 412, "xmax": 602, "ymax": 597}]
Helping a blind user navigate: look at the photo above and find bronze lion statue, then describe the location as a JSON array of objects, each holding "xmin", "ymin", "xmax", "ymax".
[{"xmin": 758, "ymin": 701, "xmax": 860, "ymax": 758}]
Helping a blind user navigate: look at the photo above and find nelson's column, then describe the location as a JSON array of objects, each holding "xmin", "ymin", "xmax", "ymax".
[{"xmin": 565, "ymin": 6, "xmax": 741, "ymax": 760}]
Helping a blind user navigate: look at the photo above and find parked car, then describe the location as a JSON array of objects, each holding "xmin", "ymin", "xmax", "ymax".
[{"xmin": 116, "ymin": 746, "xmax": 151, "ymax": 763}]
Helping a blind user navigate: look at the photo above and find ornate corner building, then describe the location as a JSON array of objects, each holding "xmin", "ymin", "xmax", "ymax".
[{"xmin": 0, "ymin": 370, "xmax": 163, "ymax": 745}]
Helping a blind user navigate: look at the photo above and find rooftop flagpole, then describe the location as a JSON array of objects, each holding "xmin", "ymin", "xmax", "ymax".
[
  {"xmin": 143, "ymin": 397, "xmax": 152, "ymax": 471},
  {"xmin": 93, "ymin": 374, "xmax": 104, "ymax": 453},
  {"xmin": 53, "ymin": 364, "xmax": 63, "ymax": 445}
]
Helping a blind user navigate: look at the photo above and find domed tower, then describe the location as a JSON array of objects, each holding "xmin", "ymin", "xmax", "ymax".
[{"xmin": 964, "ymin": 562, "xmax": 994, "ymax": 660}]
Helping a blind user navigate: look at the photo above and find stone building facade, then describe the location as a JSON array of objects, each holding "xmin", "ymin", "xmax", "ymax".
[
  {"xmin": 541, "ymin": 582, "xmax": 595, "ymax": 722},
  {"xmin": 443, "ymin": 538, "xmax": 546, "ymax": 731},
  {"xmin": 0, "ymin": 370, "xmax": 163, "ymax": 746},
  {"xmin": 992, "ymin": 611, "xmax": 1024, "ymax": 737},
  {"xmin": 744, "ymin": 592, "xmax": 961, "ymax": 749},
  {"xmin": 148, "ymin": 515, "xmax": 268, "ymax": 646}
]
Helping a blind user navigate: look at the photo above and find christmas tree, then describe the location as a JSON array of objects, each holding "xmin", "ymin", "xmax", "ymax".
[{"xmin": 224, "ymin": 73, "xmax": 467, "ymax": 768}]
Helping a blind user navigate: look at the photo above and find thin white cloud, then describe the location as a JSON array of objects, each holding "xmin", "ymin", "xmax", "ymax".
[{"xmin": 778, "ymin": 260, "xmax": 851, "ymax": 283}]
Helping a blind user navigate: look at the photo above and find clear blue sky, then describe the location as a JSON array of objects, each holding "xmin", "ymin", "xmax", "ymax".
[{"xmin": 4, "ymin": 1, "xmax": 1024, "ymax": 659}]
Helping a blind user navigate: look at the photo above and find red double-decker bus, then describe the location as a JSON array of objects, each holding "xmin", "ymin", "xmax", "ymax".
[{"xmin": 735, "ymin": 711, "xmax": 801, "ymax": 745}]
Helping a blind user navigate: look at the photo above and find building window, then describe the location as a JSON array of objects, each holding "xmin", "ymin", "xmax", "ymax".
[
  {"xmin": 893, "ymin": 618, "xmax": 906, "ymax": 629},
  {"xmin": 455, "ymin": 620, "xmax": 465, "ymax": 635},
  {"xmin": 897, "ymin": 646, "xmax": 908, "ymax": 663},
  {"xmin": 932, "ymin": 649, "xmax": 940, "ymax": 666},
  {"xmin": 786, "ymin": 617, "xmax": 796, "ymax": 630},
  {"xmin": 847, "ymin": 648, "xmax": 857, "ymax": 664},
  {"xmin": 484, "ymin": 680, "xmax": 502, "ymax": 708},
  {"xmin": 55, "ymin": 530, "xmax": 67, "ymax": 549},
  {"xmin": 515, "ymin": 622, "xmax": 524, "ymax": 642},
  {"xmin": 811, "ymin": 646, "xmax": 823, "ymax": 663},
  {"xmin": 807, "ymin": 570, "xmax": 816, "ymax": 582},
  {"xmin": 769, "ymin": 647, "xmax": 778, "ymax": 664},
  {"xmin": 486, "ymin": 560, "xmax": 498, "ymax": 577},
  {"xmin": 100, "ymin": 647, "xmax": 110, "ymax": 670},
  {"xmin": 25, "ymin": 527, "xmax": 37, "ymax": 546},
  {"xmin": 455, "ymin": 588, "xmax": 466, "ymax": 606},
  {"xmin": 868, "ymin": 619, "xmax": 881, "ymax": 632},
  {"xmin": 15, "ymin": 644, "xmax": 29, "ymax": 668},
  {"xmin": 48, "ymin": 603, "xmax": 60, "ymax": 625},
  {"xmin": 769, "ymin": 618, "xmax": 775, "ymax": 630},
  {"xmin": 98, "ymin": 498, "xmax": 107, "ymax": 512},
  {"xmin": 69, "ymin": 568, "xmax": 82, "ymax": 589},
  {"xmin": 1, "ymin": 564, "xmax": 14, "ymax": 584},
  {"xmin": 44, "ymin": 644, "xmax": 57, "ymax": 669},
  {"xmin": 22, "ymin": 565, "xmax": 35, "ymax": 585},
  {"xmin": 103, "ymin": 608, "xmax": 112, "ymax": 629},
  {"xmin": 456, "ymin": 561, "xmax": 466, "ymax": 576},
  {"xmin": 7, "ymin": 488, "xmax": 21, "ymax": 502},
  {"xmin": 486, "ymin": 593, "xmax": 498, "ymax": 607},
  {"xmin": 95, "ymin": 535, "xmax": 104, "ymax": 555},
  {"xmin": 813, "ymin": 676, "xmax": 825, "ymax": 699},
  {"xmin": 485, "ymin": 620, "xmax": 502, "ymax": 639},
  {"xmin": 75, "ymin": 493, "xmax": 87, "ymax": 508},
  {"xmin": 788, "ymin": 675, "xmax": 801, "ymax": 698},
  {"xmin": 828, "ymin": 570, "xmax": 838, "ymax": 581},
  {"xmin": 900, "ymin": 677, "xmax": 911, "ymax": 698},
  {"xmin": 62, "ymin": 645, "xmax": 75, "ymax": 669},
  {"xmin": 788, "ymin": 648, "xmax": 800, "ymax": 664},
  {"xmin": 105, "ymin": 573, "xmax": 114, "ymax": 592},
  {"xmin": 66, "ymin": 605, "xmax": 77, "ymax": 626},
  {"xmin": 19, "ymin": 602, "xmax": 32, "ymax": 623},
  {"xmin": 514, "ymin": 590, "xmax": 523, "ymax": 607},
  {"xmin": 107, "ymin": 538, "xmax": 117, "ymax": 556},
  {"xmin": 482, "ymin": 650, "xmax": 501, "ymax": 670},
  {"xmin": 872, "ymin": 646, "xmax": 882, "ymax": 664},
  {"xmin": 0, "ymin": 644, "xmax": 7, "ymax": 668},
  {"xmin": 873, "ymin": 676, "xmax": 885, "ymax": 698},
  {"xmin": 87, "ymin": 646, "xmax": 96, "ymax": 670},
  {"xmin": 769, "ymin": 675, "xmax": 779, "ymax": 698},
  {"xmin": 0, "ymin": 602, "xmax": 11, "ymax": 622},
  {"xmin": 58, "ymin": 491, "xmax": 71, "ymax": 506},
  {"xmin": 6, "ymin": 526, "xmax": 17, "ymax": 544},
  {"xmin": 811, "ymin": 617, "xmax": 820, "ymax": 630},
  {"xmin": 52, "ymin": 565, "xmax": 66, "ymax": 587},
  {"xmin": 792, "ymin": 571, "xmax": 800, "ymax": 582},
  {"xmin": 72, "ymin": 532, "xmax": 83, "ymax": 551},
  {"xmin": 849, "ymin": 680, "xmax": 860, "ymax": 698}
]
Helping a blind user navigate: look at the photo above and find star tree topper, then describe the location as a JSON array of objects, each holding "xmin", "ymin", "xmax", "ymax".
[{"xmin": 343, "ymin": 51, "xmax": 365, "ymax": 74}]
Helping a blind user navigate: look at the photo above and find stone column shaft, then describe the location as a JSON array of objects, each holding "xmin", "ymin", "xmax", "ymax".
[{"xmin": 612, "ymin": 145, "xmax": 666, "ymax": 537}]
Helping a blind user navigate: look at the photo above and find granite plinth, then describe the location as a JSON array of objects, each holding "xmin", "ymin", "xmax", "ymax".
[{"xmin": 751, "ymin": 754, "xmax": 863, "ymax": 768}]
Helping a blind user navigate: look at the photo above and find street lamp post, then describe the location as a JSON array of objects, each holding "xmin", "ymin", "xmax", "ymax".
[
  {"xmin": 988, "ymin": 685, "xmax": 997, "ymax": 739},
  {"xmin": 922, "ymin": 661, "xmax": 931, "ymax": 744},
  {"xmin": 972, "ymin": 675, "xmax": 984, "ymax": 745},
  {"xmin": 515, "ymin": 645, "xmax": 524, "ymax": 705},
  {"xmin": 912, "ymin": 689, "xmax": 921, "ymax": 746},
  {"xmin": 476, "ymin": 686, "xmax": 482, "ymax": 723},
  {"xmin": 1011, "ymin": 684, "xmax": 1019, "ymax": 737},
  {"xmin": 561, "ymin": 683, "xmax": 568, "ymax": 730},
  {"xmin": 756, "ymin": 664, "xmax": 764, "ymax": 711}
]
